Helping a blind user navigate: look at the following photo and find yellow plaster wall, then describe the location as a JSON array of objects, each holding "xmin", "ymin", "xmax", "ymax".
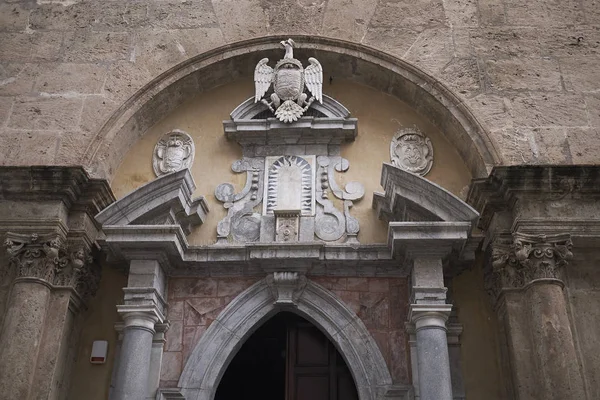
[
  {"xmin": 69, "ymin": 265, "xmax": 127, "ymax": 400},
  {"xmin": 112, "ymin": 80, "xmax": 472, "ymax": 245},
  {"xmin": 452, "ymin": 261, "xmax": 508, "ymax": 399}
]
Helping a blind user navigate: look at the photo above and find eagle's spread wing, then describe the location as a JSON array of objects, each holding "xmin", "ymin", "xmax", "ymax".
[
  {"xmin": 254, "ymin": 58, "xmax": 273, "ymax": 102},
  {"xmin": 304, "ymin": 57, "xmax": 323, "ymax": 103}
]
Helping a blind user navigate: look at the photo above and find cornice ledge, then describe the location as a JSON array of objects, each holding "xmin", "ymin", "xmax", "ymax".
[
  {"xmin": 0, "ymin": 166, "xmax": 115, "ymax": 215},
  {"xmin": 468, "ymin": 165, "xmax": 600, "ymax": 231}
]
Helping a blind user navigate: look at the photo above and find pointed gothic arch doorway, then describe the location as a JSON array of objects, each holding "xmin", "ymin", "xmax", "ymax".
[{"xmin": 215, "ymin": 312, "xmax": 358, "ymax": 400}]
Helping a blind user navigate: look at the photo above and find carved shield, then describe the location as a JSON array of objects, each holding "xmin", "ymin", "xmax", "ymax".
[{"xmin": 274, "ymin": 60, "xmax": 304, "ymax": 101}]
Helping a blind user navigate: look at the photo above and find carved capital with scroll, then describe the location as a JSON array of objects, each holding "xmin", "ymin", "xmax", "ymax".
[
  {"xmin": 4, "ymin": 232, "xmax": 100, "ymax": 301},
  {"xmin": 485, "ymin": 232, "xmax": 573, "ymax": 304}
]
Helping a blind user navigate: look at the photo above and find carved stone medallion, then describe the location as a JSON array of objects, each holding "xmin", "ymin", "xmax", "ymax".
[
  {"xmin": 390, "ymin": 127, "xmax": 433, "ymax": 176},
  {"xmin": 152, "ymin": 130, "xmax": 195, "ymax": 176}
]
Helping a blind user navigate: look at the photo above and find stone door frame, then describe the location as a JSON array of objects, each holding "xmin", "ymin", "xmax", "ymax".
[{"xmin": 176, "ymin": 277, "xmax": 395, "ymax": 400}]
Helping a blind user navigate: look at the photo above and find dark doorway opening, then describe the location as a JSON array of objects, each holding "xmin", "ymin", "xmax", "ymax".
[{"xmin": 215, "ymin": 312, "xmax": 359, "ymax": 400}]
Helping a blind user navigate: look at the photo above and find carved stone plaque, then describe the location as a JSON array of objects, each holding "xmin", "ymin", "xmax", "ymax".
[
  {"xmin": 263, "ymin": 155, "xmax": 316, "ymax": 216},
  {"xmin": 152, "ymin": 130, "xmax": 195, "ymax": 176},
  {"xmin": 390, "ymin": 127, "xmax": 433, "ymax": 176}
]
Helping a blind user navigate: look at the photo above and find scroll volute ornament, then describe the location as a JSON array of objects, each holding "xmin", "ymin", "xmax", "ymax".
[
  {"xmin": 152, "ymin": 130, "xmax": 195, "ymax": 176},
  {"xmin": 390, "ymin": 127, "xmax": 434, "ymax": 176}
]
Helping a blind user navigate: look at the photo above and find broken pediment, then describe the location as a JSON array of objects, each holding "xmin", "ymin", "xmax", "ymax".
[
  {"xmin": 95, "ymin": 169, "xmax": 208, "ymax": 236},
  {"xmin": 373, "ymin": 164, "xmax": 480, "ymax": 261}
]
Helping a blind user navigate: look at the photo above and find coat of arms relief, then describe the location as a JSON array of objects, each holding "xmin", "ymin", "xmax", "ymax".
[
  {"xmin": 254, "ymin": 39, "xmax": 323, "ymax": 123},
  {"xmin": 213, "ymin": 39, "xmax": 365, "ymax": 244}
]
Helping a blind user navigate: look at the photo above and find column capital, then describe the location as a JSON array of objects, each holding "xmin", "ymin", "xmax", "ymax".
[
  {"xmin": 485, "ymin": 232, "xmax": 573, "ymax": 305},
  {"xmin": 117, "ymin": 305, "xmax": 165, "ymax": 333},
  {"xmin": 3, "ymin": 232, "xmax": 101, "ymax": 301},
  {"xmin": 409, "ymin": 304, "xmax": 452, "ymax": 331}
]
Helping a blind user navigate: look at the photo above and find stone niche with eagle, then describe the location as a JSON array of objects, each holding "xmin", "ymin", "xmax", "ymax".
[{"xmin": 216, "ymin": 39, "xmax": 364, "ymax": 245}]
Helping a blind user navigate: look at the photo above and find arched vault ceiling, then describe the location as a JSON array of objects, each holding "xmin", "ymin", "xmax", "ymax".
[{"xmin": 83, "ymin": 36, "xmax": 500, "ymax": 181}]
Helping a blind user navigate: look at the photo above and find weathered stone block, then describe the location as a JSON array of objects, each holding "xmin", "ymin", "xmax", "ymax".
[
  {"xmin": 443, "ymin": 0, "xmax": 479, "ymax": 27},
  {"xmin": 561, "ymin": 56, "xmax": 600, "ymax": 92},
  {"xmin": 0, "ymin": 2, "xmax": 30, "ymax": 32},
  {"xmin": 160, "ymin": 351, "xmax": 183, "ymax": 381},
  {"xmin": 183, "ymin": 298, "xmax": 223, "ymax": 326},
  {"xmin": 485, "ymin": 58, "xmax": 562, "ymax": 91},
  {"xmin": 566, "ymin": 127, "xmax": 600, "ymax": 164},
  {"xmin": 8, "ymin": 96, "xmax": 81, "ymax": 131},
  {"xmin": 0, "ymin": 128, "xmax": 60, "ymax": 165},
  {"xmin": 166, "ymin": 321, "xmax": 183, "ymax": 352},
  {"xmin": 33, "ymin": 63, "xmax": 108, "ymax": 95},
  {"xmin": 216, "ymin": 277, "xmax": 259, "ymax": 297},
  {"xmin": 148, "ymin": 0, "xmax": 218, "ymax": 29},
  {"xmin": 132, "ymin": 28, "xmax": 224, "ymax": 76},
  {"xmin": 404, "ymin": 28, "xmax": 455, "ymax": 74},
  {"xmin": 322, "ymin": 0, "xmax": 378, "ymax": 42},
  {"xmin": 169, "ymin": 278, "xmax": 218, "ymax": 299},
  {"xmin": 369, "ymin": 0, "xmax": 446, "ymax": 29},
  {"xmin": 0, "ymin": 32, "xmax": 63, "ymax": 62},
  {"xmin": 509, "ymin": 93, "xmax": 588, "ymax": 127},
  {"xmin": 469, "ymin": 27, "xmax": 542, "ymax": 58},
  {"xmin": 363, "ymin": 27, "xmax": 420, "ymax": 58},
  {"xmin": 63, "ymin": 31, "xmax": 131, "ymax": 63},
  {"xmin": 211, "ymin": 0, "xmax": 268, "ymax": 42}
]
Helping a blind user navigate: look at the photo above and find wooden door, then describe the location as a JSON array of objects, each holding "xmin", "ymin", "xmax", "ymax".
[{"xmin": 286, "ymin": 319, "xmax": 358, "ymax": 400}]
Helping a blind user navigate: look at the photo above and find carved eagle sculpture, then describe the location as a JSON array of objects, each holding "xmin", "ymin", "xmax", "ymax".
[{"xmin": 254, "ymin": 39, "xmax": 323, "ymax": 123}]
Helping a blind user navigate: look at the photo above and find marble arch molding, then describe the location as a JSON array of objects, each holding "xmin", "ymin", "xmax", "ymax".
[
  {"xmin": 174, "ymin": 277, "xmax": 400, "ymax": 400},
  {"xmin": 83, "ymin": 36, "xmax": 500, "ymax": 181}
]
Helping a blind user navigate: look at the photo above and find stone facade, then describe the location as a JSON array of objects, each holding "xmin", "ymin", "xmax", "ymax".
[{"xmin": 0, "ymin": 2, "xmax": 599, "ymax": 400}]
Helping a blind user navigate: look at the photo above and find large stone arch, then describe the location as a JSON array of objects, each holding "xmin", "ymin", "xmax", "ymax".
[
  {"xmin": 83, "ymin": 36, "xmax": 500, "ymax": 181},
  {"xmin": 177, "ymin": 276, "xmax": 395, "ymax": 400}
]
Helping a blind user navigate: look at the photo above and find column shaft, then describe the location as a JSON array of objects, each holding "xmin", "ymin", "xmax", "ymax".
[
  {"xmin": 526, "ymin": 282, "xmax": 586, "ymax": 399},
  {"xmin": 0, "ymin": 280, "xmax": 51, "ymax": 399},
  {"xmin": 113, "ymin": 325, "xmax": 155, "ymax": 400},
  {"xmin": 415, "ymin": 316, "xmax": 453, "ymax": 400}
]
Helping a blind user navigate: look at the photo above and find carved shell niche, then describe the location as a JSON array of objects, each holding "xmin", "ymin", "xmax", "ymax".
[
  {"xmin": 152, "ymin": 130, "xmax": 195, "ymax": 176},
  {"xmin": 390, "ymin": 127, "xmax": 433, "ymax": 176}
]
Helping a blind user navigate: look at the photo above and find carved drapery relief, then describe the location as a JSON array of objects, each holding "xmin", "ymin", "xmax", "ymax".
[
  {"xmin": 3, "ymin": 233, "xmax": 100, "ymax": 300},
  {"xmin": 484, "ymin": 233, "xmax": 573, "ymax": 303},
  {"xmin": 152, "ymin": 130, "xmax": 195, "ymax": 176},
  {"xmin": 390, "ymin": 127, "xmax": 433, "ymax": 176},
  {"xmin": 215, "ymin": 155, "xmax": 364, "ymax": 244}
]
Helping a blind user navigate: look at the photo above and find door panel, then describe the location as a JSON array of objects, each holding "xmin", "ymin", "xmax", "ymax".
[{"xmin": 287, "ymin": 318, "xmax": 358, "ymax": 400}]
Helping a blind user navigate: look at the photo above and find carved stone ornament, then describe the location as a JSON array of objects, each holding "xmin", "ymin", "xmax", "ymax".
[
  {"xmin": 266, "ymin": 272, "xmax": 307, "ymax": 306},
  {"xmin": 3, "ymin": 232, "xmax": 100, "ymax": 300},
  {"xmin": 215, "ymin": 155, "xmax": 364, "ymax": 244},
  {"xmin": 484, "ymin": 233, "xmax": 573, "ymax": 303},
  {"xmin": 390, "ymin": 127, "xmax": 433, "ymax": 176},
  {"xmin": 152, "ymin": 130, "xmax": 195, "ymax": 176},
  {"xmin": 254, "ymin": 39, "xmax": 323, "ymax": 123}
]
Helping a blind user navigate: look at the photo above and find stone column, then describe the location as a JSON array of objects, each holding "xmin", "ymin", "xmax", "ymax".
[
  {"xmin": 0, "ymin": 232, "xmax": 99, "ymax": 399},
  {"xmin": 487, "ymin": 233, "xmax": 586, "ymax": 399},
  {"xmin": 409, "ymin": 258, "xmax": 453, "ymax": 400},
  {"xmin": 113, "ymin": 260, "xmax": 167, "ymax": 400},
  {"xmin": 113, "ymin": 308, "xmax": 161, "ymax": 400}
]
